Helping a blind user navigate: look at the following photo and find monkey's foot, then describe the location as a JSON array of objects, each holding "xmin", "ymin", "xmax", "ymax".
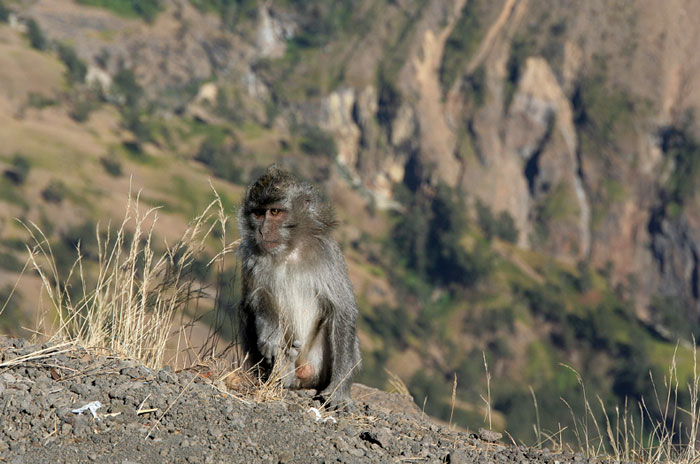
[{"xmin": 317, "ymin": 388, "xmax": 353, "ymax": 412}]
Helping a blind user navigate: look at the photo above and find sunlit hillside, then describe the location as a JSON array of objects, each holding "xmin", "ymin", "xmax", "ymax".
[{"xmin": 2, "ymin": 0, "xmax": 700, "ymax": 447}]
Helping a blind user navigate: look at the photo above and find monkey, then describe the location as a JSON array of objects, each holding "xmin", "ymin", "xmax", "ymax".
[{"xmin": 237, "ymin": 165, "xmax": 361, "ymax": 410}]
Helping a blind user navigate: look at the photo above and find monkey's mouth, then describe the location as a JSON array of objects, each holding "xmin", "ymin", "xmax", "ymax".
[{"xmin": 261, "ymin": 240, "xmax": 282, "ymax": 250}]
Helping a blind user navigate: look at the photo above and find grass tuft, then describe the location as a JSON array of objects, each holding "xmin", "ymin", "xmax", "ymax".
[
  {"xmin": 21, "ymin": 188, "xmax": 233, "ymax": 370},
  {"xmin": 533, "ymin": 347, "xmax": 700, "ymax": 463}
]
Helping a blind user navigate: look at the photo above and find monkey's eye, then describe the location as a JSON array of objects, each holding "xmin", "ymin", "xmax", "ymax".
[
  {"xmin": 269, "ymin": 208, "xmax": 281, "ymax": 216},
  {"xmin": 252, "ymin": 209, "xmax": 265, "ymax": 218}
]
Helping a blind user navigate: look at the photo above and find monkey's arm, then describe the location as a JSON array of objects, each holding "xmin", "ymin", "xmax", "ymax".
[{"xmin": 239, "ymin": 271, "xmax": 280, "ymax": 367}]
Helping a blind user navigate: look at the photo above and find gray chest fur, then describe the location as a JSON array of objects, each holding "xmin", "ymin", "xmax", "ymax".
[{"xmin": 258, "ymin": 249, "xmax": 321, "ymax": 344}]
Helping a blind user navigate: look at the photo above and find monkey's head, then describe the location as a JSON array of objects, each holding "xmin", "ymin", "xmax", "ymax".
[{"xmin": 239, "ymin": 166, "xmax": 336, "ymax": 256}]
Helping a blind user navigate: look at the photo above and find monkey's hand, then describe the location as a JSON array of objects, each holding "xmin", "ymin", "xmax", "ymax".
[
  {"xmin": 258, "ymin": 331, "xmax": 281, "ymax": 365},
  {"xmin": 287, "ymin": 339, "xmax": 302, "ymax": 361}
]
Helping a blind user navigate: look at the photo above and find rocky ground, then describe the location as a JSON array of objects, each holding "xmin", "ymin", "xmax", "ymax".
[{"xmin": 0, "ymin": 336, "xmax": 592, "ymax": 463}]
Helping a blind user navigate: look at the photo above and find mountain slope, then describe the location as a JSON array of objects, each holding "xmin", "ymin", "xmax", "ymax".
[{"xmin": 1, "ymin": 0, "xmax": 700, "ymax": 444}]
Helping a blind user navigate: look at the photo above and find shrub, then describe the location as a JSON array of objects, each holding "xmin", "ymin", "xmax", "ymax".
[
  {"xmin": 77, "ymin": 0, "xmax": 162, "ymax": 22},
  {"xmin": 376, "ymin": 69, "xmax": 401, "ymax": 131},
  {"xmin": 439, "ymin": 0, "xmax": 488, "ymax": 92},
  {"xmin": 57, "ymin": 43, "xmax": 87, "ymax": 84},
  {"xmin": 460, "ymin": 66, "xmax": 486, "ymax": 107},
  {"xmin": 286, "ymin": 1, "xmax": 354, "ymax": 49},
  {"xmin": 494, "ymin": 211, "xmax": 518, "ymax": 243},
  {"xmin": 122, "ymin": 109, "xmax": 153, "ymax": 143},
  {"xmin": 67, "ymin": 88, "xmax": 101, "ymax": 123},
  {"xmin": 100, "ymin": 154, "xmax": 123, "ymax": 177},
  {"xmin": 658, "ymin": 121, "xmax": 700, "ymax": 208},
  {"xmin": 298, "ymin": 125, "xmax": 337, "ymax": 158},
  {"xmin": 113, "ymin": 69, "xmax": 143, "ymax": 108},
  {"xmin": 27, "ymin": 92, "xmax": 57, "ymax": 109},
  {"xmin": 0, "ymin": 250, "xmax": 23, "ymax": 273},
  {"xmin": 0, "ymin": 1, "xmax": 11, "ymax": 23},
  {"xmin": 41, "ymin": 179, "xmax": 67, "ymax": 204},
  {"xmin": 504, "ymin": 35, "xmax": 535, "ymax": 108},
  {"xmin": 4, "ymin": 154, "xmax": 31, "ymax": 185},
  {"xmin": 0, "ymin": 285, "xmax": 25, "ymax": 333},
  {"xmin": 112, "ymin": 69, "xmax": 153, "ymax": 141},
  {"xmin": 189, "ymin": 0, "xmax": 256, "ymax": 28},
  {"xmin": 393, "ymin": 183, "xmax": 492, "ymax": 287},
  {"xmin": 194, "ymin": 137, "xmax": 242, "ymax": 183},
  {"xmin": 572, "ymin": 59, "xmax": 637, "ymax": 146},
  {"xmin": 26, "ymin": 18, "xmax": 48, "ymax": 51},
  {"xmin": 69, "ymin": 96, "xmax": 97, "ymax": 122}
]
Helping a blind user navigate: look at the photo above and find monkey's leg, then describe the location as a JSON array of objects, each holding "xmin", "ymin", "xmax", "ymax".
[{"xmin": 318, "ymin": 317, "xmax": 360, "ymax": 411}]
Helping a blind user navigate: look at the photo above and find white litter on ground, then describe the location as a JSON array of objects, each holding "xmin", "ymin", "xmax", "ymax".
[
  {"xmin": 307, "ymin": 407, "xmax": 337, "ymax": 424},
  {"xmin": 72, "ymin": 401, "xmax": 103, "ymax": 420}
]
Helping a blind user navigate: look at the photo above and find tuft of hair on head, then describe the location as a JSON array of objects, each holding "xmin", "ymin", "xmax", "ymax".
[
  {"xmin": 246, "ymin": 165, "xmax": 295, "ymax": 207},
  {"xmin": 244, "ymin": 165, "xmax": 336, "ymax": 232}
]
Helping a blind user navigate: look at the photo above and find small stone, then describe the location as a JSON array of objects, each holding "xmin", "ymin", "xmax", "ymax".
[
  {"xmin": 157, "ymin": 370, "xmax": 175, "ymax": 383},
  {"xmin": 69, "ymin": 382, "xmax": 89, "ymax": 396},
  {"xmin": 120, "ymin": 367, "xmax": 141, "ymax": 379},
  {"xmin": 478, "ymin": 427, "xmax": 503, "ymax": 442},
  {"xmin": 446, "ymin": 450, "xmax": 471, "ymax": 464}
]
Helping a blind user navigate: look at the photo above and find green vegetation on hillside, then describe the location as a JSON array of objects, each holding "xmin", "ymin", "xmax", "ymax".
[
  {"xmin": 57, "ymin": 43, "xmax": 87, "ymax": 84},
  {"xmin": 0, "ymin": 1, "xmax": 10, "ymax": 23},
  {"xmin": 297, "ymin": 125, "xmax": 337, "ymax": 159},
  {"xmin": 659, "ymin": 119, "xmax": 700, "ymax": 211},
  {"xmin": 26, "ymin": 18, "xmax": 48, "ymax": 51},
  {"xmin": 392, "ymin": 183, "xmax": 492, "ymax": 288},
  {"xmin": 439, "ymin": 0, "xmax": 491, "ymax": 94},
  {"xmin": 573, "ymin": 67, "xmax": 636, "ymax": 147},
  {"xmin": 353, "ymin": 172, "xmax": 693, "ymax": 442},
  {"xmin": 195, "ymin": 136, "xmax": 243, "ymax": 183},
  {"xmin": 503, "ymin": 17, "xmax": 567, "ymax": 109},
  {"xmin": 77, "ymin": 0, "xmax": 162, "ymax": 22},
  {"xmin": 476, "ymin": 200, "xmax": 518, "ymax": 243}
]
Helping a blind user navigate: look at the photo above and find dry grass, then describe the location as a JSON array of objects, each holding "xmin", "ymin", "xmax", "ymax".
[
  {"xmin": 0, "ymin": 340, "xmax": 75, "ymax": 369},
  {"xmin": 20, "ymin": 187, "xmax": 236, "ymax": 371},
  {"xmin": 482, "ymin": 351, "xmax": 493, "ymax": 430},
  {"xmin": 385, "ymin": 368, "xmax": 411, "ymax": 396},
  {"xmin": 528, "ymin": 345, "xmax": 700, "ymax": 464}
]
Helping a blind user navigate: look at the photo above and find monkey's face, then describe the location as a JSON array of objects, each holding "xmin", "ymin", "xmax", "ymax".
[
  {"xmin": 248, "ymin": 204, "xmax": 294, "ymax": 253},
  {"xmin": 239, "ymin": 166, "xmax": 335, "ymax": 257}
]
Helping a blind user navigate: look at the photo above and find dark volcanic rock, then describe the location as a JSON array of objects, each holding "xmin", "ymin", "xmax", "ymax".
[{"xmin": 0, "ymin": 337, "xmax": 590, "ymax": 463}]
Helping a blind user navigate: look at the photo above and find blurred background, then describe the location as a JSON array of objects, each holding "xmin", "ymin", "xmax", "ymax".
[{"xmin": 2, "ymin": 0, "xmax": 700, "ymax": 443}]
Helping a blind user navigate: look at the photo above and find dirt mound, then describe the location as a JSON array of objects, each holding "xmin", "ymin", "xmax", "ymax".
[{"xmin": 0, "ymin": 336, "xmax": 586, "ymax": 463}]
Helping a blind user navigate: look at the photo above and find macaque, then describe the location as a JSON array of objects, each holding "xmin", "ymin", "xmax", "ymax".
[{"xmin": 238, "ymin": 166, "xmax": 361, "ymax": 409}]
